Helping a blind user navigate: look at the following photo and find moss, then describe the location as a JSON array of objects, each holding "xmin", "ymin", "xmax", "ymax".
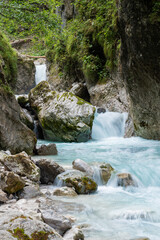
[
  {"xmin": 9, "ymin": 228, "xmax": 53, "ymax": 240},
  {"xmin": 10, "ymin": 215, "xmax": 27, "ymax": 222}
]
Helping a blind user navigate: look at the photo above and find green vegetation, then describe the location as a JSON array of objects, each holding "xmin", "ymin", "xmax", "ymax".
[
  {"xmin": 0, "ymin": 31, "xmax": 17, "ymax": 89},
  {"xmin": 47, "ymin": 0, "xmax": 119, "ymax": 84},
  {"xmin": 150, "ymin": 1, "xmax": 160, "ymax": 23}
]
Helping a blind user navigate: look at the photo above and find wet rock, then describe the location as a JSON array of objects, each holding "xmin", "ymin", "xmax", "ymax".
[
  {"xmin": 1, "ymin": 151, "xmax": 40, "ymax": 182},
  {"xmin": 18, "ymin": 184, "xmax": 42, "ymax": 199},
  {"xmin": 29, "ymin": 81, "xmax": 95, "ymax": 142},
  {"xmin": 52, "ymin": 187, "xmax": 77, "ymax": 197},
  {"xmin": 20, "ymin": 108, "xmax": 34, "ymax": 130},
  {"xmin": 0, "ymin": 88, "xmax": 36, "ymax": 155},
  {"xmin": 0, "ymin": 189, "xmax": 8, "ymax": 203},
  {"xmin": 36, "ymin": 143, "xmax": 58, "ymax": 156},
  {"xmin": 97, "ymin": 108, "xmax": 106, "ymax": 114},
  {"xmin": 17, "ymin": 94, "xmax": 29, "ymax": 108},
  {"xmin": 57, "ymin": 170, "xmax": 97, "ymax": 194},
  {"xmin": 72, "ymin": 159, "xmax": 93, "ymax": 177},
  {"xmin": 0, "ymin": 171, "xmax": 25, "ymax": 194},
  {"xmin": 36, "ymin": 159, "xmax": 65, "ymax": 184},
  {"xmin": 99, "ymin": 163, "xmax": 114, "ymax": 185},
  {"xmin": 117, "ymin": 173, "xmax": 137, "ymax": 187},
  {"xmin": 63, "ymin": 226, "xmax": 84, "ymax": 240},
  {"xmin": 41, "ymin": 209, "xmax": 72, "ymax": 236}
]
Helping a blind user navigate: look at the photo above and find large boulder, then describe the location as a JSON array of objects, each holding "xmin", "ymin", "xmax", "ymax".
[
  {"xmin": 0, "ymin": 151, "xmax": 40, "ymax": 182},
  {"xmin": 29, "ymin": 81, "xmax": 96, "ymax": 142},
  {"xmin": 56, "ymin": 170, "xmax": 97, "ymax": 194},
  {"xmin": 72, "ymin": 159, "xmax": 93, "ymax": 177},
  {"xmin": 52, "ymin": 187, "xmax": 77, "ymax": 197},
  {"xmin": 0, "ymin": 88, "xmax": 36, "ymax": 155},
  {"xmin": 0, "ymin": 171, "xmax": 25, "ymax": 194},
  {"xmin": 35, "ymin": 159, "xmax": 65, "ymax": 184}
]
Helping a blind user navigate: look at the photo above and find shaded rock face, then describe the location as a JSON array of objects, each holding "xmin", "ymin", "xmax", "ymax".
[
  {"xmin": 13, "ymin": 53, "xmax": 36, "ymax": 94},
  {"xmin": 118, "ymin": 0, "xmax": 160, "ymax": 139},
  {"xmin": 36, "ymin": 143, "xmax": 58, "ymax": 156},
  {"xmin": 0, "ymin": 88, "xmax": 36, "ymax": 155},
  {"xmin": 29, "ymin": 81, "xmax": 95, "ymax": 142},
  {"xmin": 35, "ymin": 159, "xmax": 65, "ymax": 184}
]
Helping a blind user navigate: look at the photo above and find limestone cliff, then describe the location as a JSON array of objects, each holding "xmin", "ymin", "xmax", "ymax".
[{"xmin": 118, "ymin": 0, "xmax": 160, "ymax": 139}]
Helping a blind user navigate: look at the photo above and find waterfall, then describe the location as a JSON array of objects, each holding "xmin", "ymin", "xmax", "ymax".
[
  {"xmin": 35, "ymin": 64, "xmax": 47, "ymax": 85},
  {"xmin": 92, "ymin": 110, "xmax": 128, "ymax": 140}
]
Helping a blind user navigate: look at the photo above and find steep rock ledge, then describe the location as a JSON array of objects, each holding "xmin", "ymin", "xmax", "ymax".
[{"xmin": 118, "ymin": 0, "xmax": 160, "ymax": 139}]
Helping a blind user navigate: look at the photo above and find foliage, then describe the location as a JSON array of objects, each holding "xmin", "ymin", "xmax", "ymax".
[
  {"xmin": 48, "ymin": 0, "xmax": 119, "ymax": 84},
  {"xmin": 0, "ymin": 0, "xmax": 61, "ymax": 55},
  {"xmin": 0, "ymin": 31, "xmax": 17, "ymax": 89},
  {"xmin": 150, "ymin": 1, "xmax": 160, "ymax": 23}
]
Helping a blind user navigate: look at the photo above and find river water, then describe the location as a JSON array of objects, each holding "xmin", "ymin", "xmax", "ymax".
[{"xmin": 35, "ymin": 111, "xmax": 160, "ymax": 240}]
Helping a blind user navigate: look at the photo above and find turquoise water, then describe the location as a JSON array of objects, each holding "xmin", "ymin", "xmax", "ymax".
[{"xmin": 36, "ymin": 137, "xmax": 160, "ymax": 240}]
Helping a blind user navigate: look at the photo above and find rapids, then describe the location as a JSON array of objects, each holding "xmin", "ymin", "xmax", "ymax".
[{"xmin": 34, "ymin": 111, "xmax": 160, "ymax": 240}]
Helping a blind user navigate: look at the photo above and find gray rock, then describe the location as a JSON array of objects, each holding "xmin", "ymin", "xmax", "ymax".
[
  {"xmin": 70, "ymin": 82, "xmax": 90, "ymax": 102},
  {"xmin": 0, "ymin": 230, "xmax": 16, "ymax": 240},
  {"xmin": 1, "ymin": 151, "xmax": 40, "ymax": 182},
  {"xmin": 29, "ymin": 81, "xmax": 95, "ymax": 142},
  {"xmin": 41, "ymin": 209, "xmax": 72, "ymax": 236},
  {"xmin": 18, "ymin": 184, "xmax": 42, "ymax": 199},
  {"xmin": 13, "ymin": 52, "xmax": 36, "ymax": 94},
  {"xmin": 20, "ymin": 108, "xmax": 34, "ymax": 130},
  {"xmin": 63, "ymin": 226, "xmax": 84, "ymax": 240},
  {"xmin": 56, "ymin": 170, "xmax": 97, "ymax": 194},
  {"xmin": 117, "ymin": 173, "xmax": 137, "ymax": 187},
  {"xmin": 0, "ymin": 171, "xmax": 25, "ymax": 194},
  {"xmin": 0, "ymin": 189, "xmax": 8, "ymax": 203},
  {"xmin": 36, "ymin": 159, "xmax": 65, "ymax": 184},
  {"xmin": 37, "ymin": 143, "xmax": 58, "ymax": 156},
  {"xmin": 72, "ymin": 159, "xmax": 93, "ymax": 177},
  {"xmin": 99, "ymin": 163, "xmax": 114, "ymax": 185},
  {"xmin": 0, "ymin": 89, "xmax": 36, "ymax": 155},
  {"xmin": 52, "ymin": 187, "xmax": 77, "ymax": 197}
]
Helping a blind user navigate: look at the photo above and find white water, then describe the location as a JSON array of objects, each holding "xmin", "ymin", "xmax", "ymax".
[
  {"xmin": 35, "ymin": 64, "xmax": 47, "ymax": 85},
  {"xmin": 33, "ymin": 112, "xmax": 160, "ymax": 240},
  {"xmin": 92, "ymin": 111, "xmax": 128, "ymax": 139}
]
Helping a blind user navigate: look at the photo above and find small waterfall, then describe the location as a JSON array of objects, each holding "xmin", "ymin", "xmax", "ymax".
[
  {"xmin": 92, "ymin": 110, "xmax": 128, "ymax": 140},
  {"xmin": 35, "ymin": 64, "xmax": 47, "ymax": 85}
]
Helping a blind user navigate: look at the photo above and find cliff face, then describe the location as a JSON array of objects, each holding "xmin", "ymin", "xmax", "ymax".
[{"xmin": 118, "ymin": 0, "xmax": 160, "ymax": 139}]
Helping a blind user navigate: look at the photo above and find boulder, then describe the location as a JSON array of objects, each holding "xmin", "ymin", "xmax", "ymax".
[
  {"xmin": 36, "ymin": 143, "xmax": 58, "ymax": 156},
  {"xmin": 70, "ymin": 82, "xmax": 90, "ymax": 102},
  {"xmin": 117, "ymin": 173, "xmax": 137, "ymax": 187},
  {"xmin": 0, "ymin": 88, "xmax": 36, "ymax": 155},
  {"xmin": 99, "ymin": 163, "xmax": 114, "ymax": 185},
  {"xmin": 0, "ymin": 214, "xmax": 63, "ymax": 240},
  {"xmin": 63, "ymin": 226, "xmax": 84, "ymax": 240},
  {"xmin": 13, "ymin": 52, "xmax": 36, "ymax": 94},
  {"xmin": 0, "ymin": 189, "xmax": 8, "ymax": 203},
  {"xmin": 1, "ymin": 151, "xmax": 40, "ymax": 182},
  {"xmin": 41, "ymin": 209, "xmax": 72, "ymax": 236},
  {"xmin": 20, "ymin": 108, "xmax": 34, "ymax": 130},
  {"xmin": 29, "ymin": 81, "xmax": 95, "ymax": 142},
  {"xmin": 35, "ymin": 159, "xmax": 65, "ymax": 184},
  {"xmin": 56, "ymin": 170, "xmax": 97, "ymax": 194},
  {"xmin": 0, "ymin": 171, "xmax": 25, "ymax": 194},
  {"xmin": 52, "ymin": 187, "xmax": 77, "ymax": 197},
  {"xmin": 72, "ymin": 159, "xmax": 93, "ymax": 177},
  {"xmin": 16, "ymin": 94, "xmax": 29, "ymax": 108}
]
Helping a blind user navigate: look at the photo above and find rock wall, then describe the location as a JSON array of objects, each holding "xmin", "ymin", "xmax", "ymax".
[{"xmin": 118, "ymin": 0, "xmax": 160, "ymax": 139}]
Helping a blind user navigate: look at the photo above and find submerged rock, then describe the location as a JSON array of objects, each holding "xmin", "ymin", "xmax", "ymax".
[
  {"xmin": 72, "ymin": 159, "xmax": 93, "ymax": 177},
  {"xmin": 36, "ymin": 143, "xmax": 58, "ymax": 156},
  {"xmin": 36, "ymin": 159, "xmax": 65, "ymax": 184},
  {"xmin": 63, "ymin": 226, "xmax": 84, "ymax": 240},
  {"xmin": 99, "ymin": 163, "xmax": 114, "ymax": 185},
  {"xmin": 52, "ymin": 187, "xmax": 77, "ymax": 197},
  {"xmin": 56, "ymin": 170, "xmax": 97, "ymax": 194},
  {"xmin": 29, "ymin": 81, "xmax": 95, "ymax": 142},
  {"xmin": 1, "ymin": 151, "xmax": 40, "ymax": 182},
  {"xmin": 117, "ymin": 173, "xmax": 137, "ymax": 187},
  {"xmin": 0, "ymin": 171, "xmax": 25, "ymax": 194}
]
